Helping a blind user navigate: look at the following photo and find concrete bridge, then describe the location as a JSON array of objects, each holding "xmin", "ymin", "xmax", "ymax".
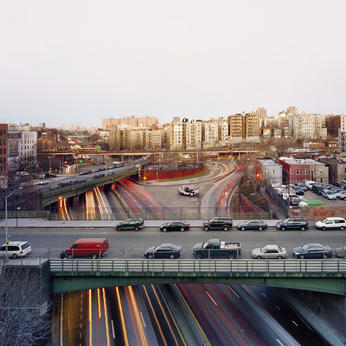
[
  {"xmin": 50, "ymin": 258, "xmax": 346, "ymax": 295},
  {"xmin": 41, "ymin": 166, "xmax": 139, "ymax": 207}
]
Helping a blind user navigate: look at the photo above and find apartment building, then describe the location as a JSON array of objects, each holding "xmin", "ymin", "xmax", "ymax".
[
  {"xmin": 169, "ymin": 119, "xmax": 186, "ymax": 150},
  {"xmin": 0, "ymin": 124, "xmax": 8, "ymax": 186},
  {"xmin": 290, "ymin": 113, "xmax": 327, "ymax": 139},
  {"xmin": 278, "ymin": 157, "xmax": 311, "ymax": 185},
  {"xmin": 185, "ymin": 120, "xmax": 202, "ymax": 150},
  {"xmin": 102, "ymin": 116, "xmax": 158, "ymax": 130},
  {"xmin": 302, "ymin": 159, "xmax": 329, "ymax": 184},
  {"xmin": 145, "ymin": 129, "xmax": 162, "ymax": 149},
  {"xmin": 244, "ymin": 113, "xmax": 260, "ymax": 142},
  {"xmin": 228, "ymin": 114, "xmax": 243, "ymax": 143},
  {"xmin": 255, "ymin": 159, "xmax": 282, "ymax": 185},
  {"xmin": 318, "ymin": 158, "xmax": 346, "ymax": 183}
]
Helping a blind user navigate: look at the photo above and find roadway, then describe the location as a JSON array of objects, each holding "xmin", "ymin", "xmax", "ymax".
[{"xmin": 6, "ymin": 227, "xmax": 345, "ymax": 259}]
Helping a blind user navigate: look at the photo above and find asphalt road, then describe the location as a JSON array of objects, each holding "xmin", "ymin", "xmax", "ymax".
[{"xmin": 6, "ymin": 227, "xmax": 346, "ymax": 259}]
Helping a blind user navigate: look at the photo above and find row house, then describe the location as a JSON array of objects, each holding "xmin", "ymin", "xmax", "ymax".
[
  {"xmin": 255, "ymin": 159, "xmax": 282, "ymax": 185},
  {"xmin": 278, "ymin": 158, "xmax": 311, "ymax": 185}
]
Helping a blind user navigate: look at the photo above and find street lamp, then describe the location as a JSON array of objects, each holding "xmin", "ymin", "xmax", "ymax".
[{"xmin": 4, "ymin": 187, "xmax": 23, "ymax": 260}]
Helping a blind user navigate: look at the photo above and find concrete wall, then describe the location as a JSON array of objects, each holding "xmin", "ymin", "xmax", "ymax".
[{"xmin": 141, "ymin": 167, "xmax": 203, "ymax": 181}]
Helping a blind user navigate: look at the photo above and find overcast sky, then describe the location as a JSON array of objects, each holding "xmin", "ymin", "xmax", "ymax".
[{"xmin": 0, "ymin": 0, "xmax": 345, "ymax": 128}]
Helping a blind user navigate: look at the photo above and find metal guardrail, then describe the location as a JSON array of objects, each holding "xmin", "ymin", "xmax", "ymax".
[{"xmin": 50, "ymin": 259, "xmax": 346, "ymax": 274}]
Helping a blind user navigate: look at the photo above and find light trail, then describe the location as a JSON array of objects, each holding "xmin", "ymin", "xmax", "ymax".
[
  {"xmin": 85, "ymin": 191, "xmax": 96, "ymax": 220},
  {"xmin": 142, "ymin": 286, "xmax": 168, "ymax": 346},
  {"xmin": 97, "ymin": 288, "xmax": 102, "ymax": 319},
  {"xmin": 102, "ymin": 288, "xmax": 111, "ymax": 346},
  {"xmin": 115, "ymin": 287, "xmax": 129, "ymax": 346},
  {"xmin": 88, "ymin": 289, "xmax": 92, "ymax": 346}
]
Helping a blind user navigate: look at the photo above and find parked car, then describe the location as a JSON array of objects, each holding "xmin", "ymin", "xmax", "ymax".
[
  {"xmin": 312, "ymin": 184, "xmax": 325, "ymax": 195},
  {"xmin": 305, "ymin": 180, "xmax": 317, "ymax": 189},
  {"xmin": 0, "ymin": 241, "xmax": 32, "ymax": 259},
  {"xmin": 203, "ymin": 217, "xmax": 233, "ymax": 231},
  {"xmin": 321, "ymin": 190, "xmax": 337, "ymax": 200},
  {"xmin": 276, "ymin": 218, "xmax": 309, "ymax": 231},
  {"xmin": 44, "ymin": 173, "xmax": 56, "ymax": 178},
  {"xmin": 315, "ymin": 217, "xmax": 346, "ymax": 231},
  {"xmin": 144, "ymin": 243, "xmax": 182, "ymax": 259},
  {"xmin": 237, "ymin": 220, "xmax": 267, "ymax": 231},
  {"xmin": 60, "ymin": 238, "xmax": 109, "ymax": 259},
  {"xmin": 337, "ymin": 191, "xmax": 346, "ymax": 200},
  {"xmin": 251, "ymin": 244, "xmax": 287, "ymax": 259},
  {"xmin": 292, "ymin": 243, "xmax": 333, "ymax": 259},
  {"xmin": 192, "ymin": 239, "xmax": 241, "ymax": 259},
  {"xmin": 295, "ymin": 188, "xmax": 305, "ymax": 196},
  {"xmin": 294, "ymin": 183, "xmax": 308, "ymax": 191},
  {"xmin": 335, "ymin": 246, "xmax": 346, "ymax": 258},
  {"xmin": 116, "ymin": 218, "xmax": 144, "ymax": 231},
  {"xmin": 160, "ymin": 221, "xmax": 190, "ymax": 232}
]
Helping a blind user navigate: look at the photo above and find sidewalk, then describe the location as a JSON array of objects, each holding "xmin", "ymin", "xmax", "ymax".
[{"xmin": 0, "ymin": 218, "xmax": 282, "ymax": 228}]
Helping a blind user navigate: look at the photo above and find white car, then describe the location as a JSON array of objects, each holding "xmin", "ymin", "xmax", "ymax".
[
  {"xmin": 321, "ymin": 190, "xmax": 337, "ymax": 200},
  {"xmin": 0, "ymin": 241, "xmax": 32, "ymax": 259},
  {"xmin": 305, "ymin": 180, "xmax": 316, "ymax": 189},
  {"xmin": 315, "ymin": 217, "xmax": 346, "ymax": 231},
  {"xmin": 251, "ymin": 244, "xmax": 288, "ymax": 259},
  {"xmin": 336, "ymin": 191, "xmax": 346, "ymax": 200}
]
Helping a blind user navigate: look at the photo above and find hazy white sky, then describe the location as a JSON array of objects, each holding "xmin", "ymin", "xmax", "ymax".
[{"xmin": 1, "ymin": 0, "xmax": 345, "ymax": 127}]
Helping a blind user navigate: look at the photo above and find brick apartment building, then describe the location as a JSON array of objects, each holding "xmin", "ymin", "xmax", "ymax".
[{"xmin": 278, "ymin": 158, "xmax": 310, "ymax": 185}]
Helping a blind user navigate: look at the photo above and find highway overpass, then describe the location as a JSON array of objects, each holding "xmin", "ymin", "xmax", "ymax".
[
  {"xmin": 40, "ymin": 166, "xmax": 139, "ymax": 207},
  {"xmin": 50, "ymin": 258, "xmax": 346, "ymax": 295}
]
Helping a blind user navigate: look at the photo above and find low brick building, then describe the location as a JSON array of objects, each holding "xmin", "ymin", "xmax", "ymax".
[
  {"xmin": 318, "ymin": 157, "xmax": 346, "ymax": 183},
  {"xmin": 255, "ymin": 159, "xmax": 282, "ymax": 185},
  {"xmin": 278, "ymin": 157, "xmax": 310, "ymax": 185}
]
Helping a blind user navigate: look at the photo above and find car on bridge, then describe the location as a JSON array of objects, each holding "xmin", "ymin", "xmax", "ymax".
[
  {"xmin": 335, "ymin": 245, "xmax": 346, "ymax": 258},
  {"xmin": 292, "ymin": 243, "xmax": 333, "ymax": 259},
  {"xmin": 0, "ymin": 241, "xmax": 32, "ymax": 259},
  {"xmin": 160, "ymin": 221, "xmax": 190, "ymax": 232},
  {"xmin": 144, "ymin": 243, "xmax": 182, "ymax": 259},
  {"xmin": 315, "ymin": 217, "xmax": 346, "ymax": 231},
  {"xmin": 237, "ymin": 220, "xmax": 267, "ymax": 231},
  {"xmin": 116, "ymin": 218, "xmax": 144, "ymax": 231},
  {"xmin": 203, "ymin": 217, "xmax": 233, "ymax": 231},
  {"xmin": 276, "ymin": 218, "xmax": 309, "ymax": 231},
  {"xmin": 60, "ymin": 238, "xmax": 109, "ymax": 259},
  {"xmin": 251, "ymin": 244, "xmax": 287, "ymax": 259},
  {"xmin": 192, "ymin": 239, "xmax": 241, "ymax": 259}
]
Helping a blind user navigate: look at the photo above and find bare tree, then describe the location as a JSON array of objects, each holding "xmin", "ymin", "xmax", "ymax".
[{"xmin": 0, "ymin": 264, "xmax": 51, "ymax": 346}]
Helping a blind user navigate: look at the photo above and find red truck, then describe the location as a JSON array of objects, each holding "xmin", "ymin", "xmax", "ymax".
[{"xmin": 60, "ymin": 238, "xmax": 109, "ymax": 259}]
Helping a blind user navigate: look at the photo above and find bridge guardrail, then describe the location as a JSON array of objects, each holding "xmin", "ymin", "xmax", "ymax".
[{"xmin": 50, "ymin": 259, "xmax": 346, "ymax": 274}]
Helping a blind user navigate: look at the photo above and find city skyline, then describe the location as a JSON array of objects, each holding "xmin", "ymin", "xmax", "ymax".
[{"xmin": 1, "ymin": 1, "xmax": 346, "ymax": 127}]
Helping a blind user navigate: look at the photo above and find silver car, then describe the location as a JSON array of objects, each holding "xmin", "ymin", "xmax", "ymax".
[{"xmin": 252, "ymin": 244, "xmax": 288, "ymax": 259}]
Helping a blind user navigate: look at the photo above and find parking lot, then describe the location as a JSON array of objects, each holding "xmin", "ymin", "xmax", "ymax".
[{"xmin": 303, "ymin": 190, "xmax": 346, "ymax": 207}]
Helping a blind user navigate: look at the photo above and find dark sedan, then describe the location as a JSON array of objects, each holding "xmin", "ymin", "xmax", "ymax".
[
  {"xmin": 276, "ymin": 218, "xmax": 309, "ymax": 231},
  {"xmin": 116, "ymin": 218, "xmax": 144, "ymax": 231},
  {"xmin": 237, "ymin": 220, "xmax": 267, "ymax": 231},
  {"xmin": 144, "ymin": 243, "xmax": 182, "ymax": 259},
  {"xmin": 160, "ymin": 221, "xmax": 190, "ymax": 232},
  {"xmin": 292, "ymin": 243, "xmax": 333, "ymax": 259}
]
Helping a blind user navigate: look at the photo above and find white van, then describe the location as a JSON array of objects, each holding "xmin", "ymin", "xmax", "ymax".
[
  {"xmin": 315, "ymin": 217, "xmax": 346, "ymax": 231},
  {"xmin": 0, "ymin": 241, "xmax": 32, "ymax": 259},
  {"xmin": 305, "ymin": 181, "xmax": 316, "ymax": 189}
]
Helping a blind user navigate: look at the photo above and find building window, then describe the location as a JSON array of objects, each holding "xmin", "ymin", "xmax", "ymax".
[
  {"xmin": 296, "ymin": 168, "xmax": 300, "ymax": 175},
  {"xmin": 303, "ymin": 168, "xmax": 307, "ymax": 175}
]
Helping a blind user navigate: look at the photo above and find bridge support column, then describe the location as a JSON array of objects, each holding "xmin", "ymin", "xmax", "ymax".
[{"xmin": 72, "ymin": 197, "xmax": 79, "ymax": 209}]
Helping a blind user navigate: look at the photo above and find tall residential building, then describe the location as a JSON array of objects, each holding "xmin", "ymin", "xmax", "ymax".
[
  {"xmin": 290, "ymin": 113, "xmax": 327, "ymax": 139},
  {"xmin": 286, "ymin": 106, "xmax": 298, "ymax": 115},
  {"xmin": 145, "ymin": 130, "xmax": 162, "ymax": 149},
  {"xmin": 203, "ymin": 118, "xmax": 228, "ymax": 148},
  {"xmin": 256, "ymin": 107, "xmax": 267, "ymax": 126},
  {"xmin": 185, "ymin": 120, "xmax": 202, "ymax": 150},
  {"xmin": 228, "ymin": 114, "xmax": 243, "ymax": 143},
  {"xmin": 169, "ymin": 119, "xmax": 186, "ymax": 150},
  {"xmin": 0, "ymin": 124, "xmax": 8, "ymax": 186},
  {"xmin": 103, "ymin": 116, "xmax": 158, "ymax": 130},
  {"xmin": 129, "ymin": 129, "xmax": 145, "ymax": 150},
  {"xmin": 326, "ymin": 115, "xmax": 345, "ymax": 138},
  {"xmin": 244, "ymin": 113, "xmax": 260, "ymax": 142}
]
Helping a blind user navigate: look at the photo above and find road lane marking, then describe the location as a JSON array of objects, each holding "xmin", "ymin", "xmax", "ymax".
[
  {"xmin": 275, "ymin": 305, "xmax": 280, "ymax": 310},
  {"xmin": 111, "ymin": 320, "xmax": 116, "ymax": 339},
  {"xmin": 102, "ymin": 288, "xmax": 111, "ymax": 346},
  {"xmin": 292, "ymin": 320, "xmax": 298, "ymax": 327},
  {"xmin": 276, "ymin": 339, "xmax": 284, "ymax": 346},
  {"xmin": 140, "ymin": 311, "xmax": 146, "ymax": 328},
  {"xmin": 205, "ymin": 291, "xmax": 218, "ymax": 306},
  {"xmin": 261, "ymin": 293, "xmax": 268, "ymax": 298},
  {"xmin": 227, "ymin": 286, "xmax": 240, "ymax": 298},
  {"xmin": 300, "ymin": 318, "xmax": 312, "ymax": 330}
]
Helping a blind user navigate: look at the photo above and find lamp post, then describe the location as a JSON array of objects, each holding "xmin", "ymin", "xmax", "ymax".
[{"xmin": 5, "ymin": 187, "xmax": 23, "ymax": 260}]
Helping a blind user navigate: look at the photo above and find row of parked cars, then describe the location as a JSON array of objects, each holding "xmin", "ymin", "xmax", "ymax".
[
  {"xmin": 310, "ymin": 180, "xmax": 346, "ymax": 200},
  {"xmin": 1, "ymin": 238, "xmax": 345, "ymax": 260},
  {"xmin": 115, "ymin": 217, "xmax": 346, "ymax": 232}
]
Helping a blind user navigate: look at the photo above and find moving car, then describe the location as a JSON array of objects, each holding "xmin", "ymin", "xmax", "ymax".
[
  {"xmin": 60, "ymin": 238, "xmax": 109, "ymax": 259},
  {"xmin": 160, "ymin": 221, "xmax": 190, "ymax": 232},
  {"xmin": 144, "ymin": 243, "xmax": 182, "ymax": 259},
  {"xmin": 192, "ymin": 239, "xmax": 241, "ymax": 259},
  {"xmin": 116, "ymin": 218, "xmax": 144, "ymax": 231},
  {"xmin": 292, "ymin": 243, "xmax": 333, "ymax": 259},
  {"xmin": 178, "ymin": 185, "xmax": 200, "ymax": 197},
  {"xmin": 315, "ymin": 217, "xmax": 346, "ymax": 231},
  {"xmin": 335, "ymin": 246, "xmax": 346, "ymax": 258},
  {"xmin": 112, "ymin": 161, "xmax": 124, "ymax": 168},
  {"xmin": 276, "ymin": 218, "xmax": 309, "ymax": 231},
  {"xmin": 251, "ymin": 244, "xmax": 287, "ymax": 259},
  {"xmin": 0, "ymin": 241, "xmax": 32, "ymax": 259},
  {"xmin": 203, "ymin": 217, "xmax": 233, "ymax": 231},
  {"xmin": 237, "ymin": 220, "xmax": 267, "ymax": 231}
]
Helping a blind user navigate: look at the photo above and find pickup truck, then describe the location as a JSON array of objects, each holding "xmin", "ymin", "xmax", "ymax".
[{"xmin": 192, "ymin": 239, "xmax": 241, "ymax": 259}]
